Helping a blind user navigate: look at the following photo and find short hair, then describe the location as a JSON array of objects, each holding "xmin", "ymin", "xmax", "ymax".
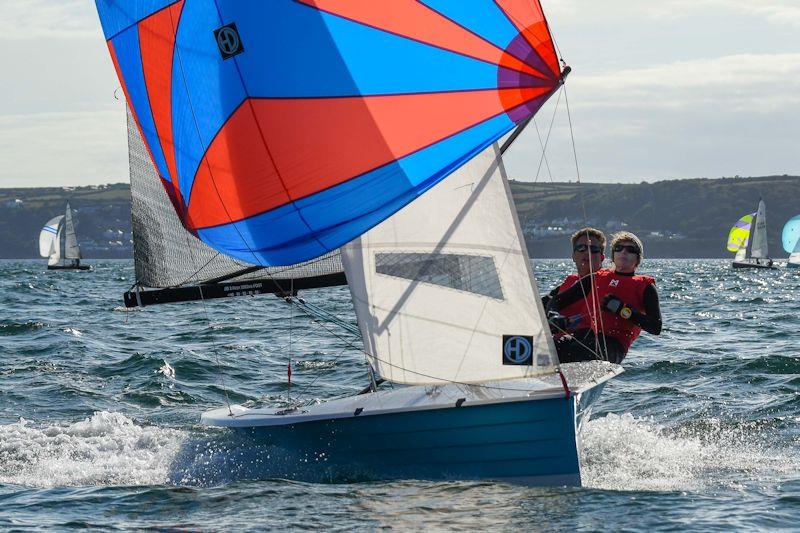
[
  {"xmin": 610, "ymin": 231, "xmax": 644, "ymax": 265},
  {"xmin": 571, "ymin": 227, "xmax": 606, "ymax": 249}
]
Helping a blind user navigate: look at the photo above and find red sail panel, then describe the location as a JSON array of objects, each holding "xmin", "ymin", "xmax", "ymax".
[
  {"xmin": 299, "ymin": 0, "xmax": 546, "ymax": 79},
  {"xmin": 138, "ymin": 0, "xmax": 185, "ymax": 205},
  {"xmin": 495, "ymin": 0, "xmax": 560, "ymax": 78},
  {"xmin": 188, "ymin": 87, "xmax": 551, "ymax": 229}
]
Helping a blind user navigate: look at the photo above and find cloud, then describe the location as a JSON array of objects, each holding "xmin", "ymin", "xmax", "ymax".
[
  {"xmin": 504, "ymin": 53, "xmax": 800, "ymax": 181},
  {"xmin": 548, "ymin": 0, "xmax": 800, "ymax": 27},
  {"xmin": 0, "ymin": 0, "xmax": 100, "ymax": 40},
  {"xmin": 572, "ymin": 53, "xmax": 800, "ymax": 113},
  {"xmin": 698, "ymin": 0, "xmax": 800, "ymax": 28},
  {"xmin": 0, "ymin": 110, "xmax": 128, "ymax": 187}
]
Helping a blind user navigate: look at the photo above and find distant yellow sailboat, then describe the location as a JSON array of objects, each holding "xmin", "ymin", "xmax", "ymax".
[{"xmin": 728, "ymin": 199, "xmax": 776, "ymax": 269}]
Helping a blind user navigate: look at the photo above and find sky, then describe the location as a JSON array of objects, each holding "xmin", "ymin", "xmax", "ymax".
[{"xmin": 0, "ymin": 0, "xmax": 798, "ymax": 188}]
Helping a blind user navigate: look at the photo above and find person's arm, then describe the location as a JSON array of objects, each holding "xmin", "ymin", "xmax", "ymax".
[
  {"xmin": 630, "ymin": 284, "xmax": 661, "ymax": 335},
  {"xmin": 603, "ymin": 284, "xmax": 661, "ymax": 335},
  {"xmin": 541, "ymin": 286, "xmax": 559, "ymax": 310},
  {"xmin": 551, "ymin": 274, "xmax": 594, "ymax": 311}
]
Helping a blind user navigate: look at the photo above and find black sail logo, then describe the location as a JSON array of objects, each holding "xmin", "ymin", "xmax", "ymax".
[{"xmin": 214, "ymin": 23, "xmax": 244, "ymax": 60}]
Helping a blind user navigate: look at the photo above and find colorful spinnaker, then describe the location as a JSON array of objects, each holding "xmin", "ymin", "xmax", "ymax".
[
  {"xmin": 781, "ymin": 215, "xmax": 800, "ymax": 254},
  {"xmin": 727, "ymin": 213, "xmax": 755, "ymax": 253},
  {"xmin": 782, "ymin": 214, "xmax": 800, "ymax": 267},
  {"xmin": 95, "ymin": 0, "xmax": 565, "ymax": 266}
]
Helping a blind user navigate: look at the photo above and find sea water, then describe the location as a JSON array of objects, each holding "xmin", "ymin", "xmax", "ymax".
[{"xmin": 1, "ymin": 259, "xmax": 798, "ymax": 530}]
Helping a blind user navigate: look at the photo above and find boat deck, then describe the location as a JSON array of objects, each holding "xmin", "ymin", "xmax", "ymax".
[{"xmin": 202, "ymin": 360, "xmax": 622, "ymax": 428}]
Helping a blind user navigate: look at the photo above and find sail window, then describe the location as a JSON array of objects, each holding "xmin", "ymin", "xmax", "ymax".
[{"xmin": 375, "ymin": 252, "xmax": 504, "ymax": 299}]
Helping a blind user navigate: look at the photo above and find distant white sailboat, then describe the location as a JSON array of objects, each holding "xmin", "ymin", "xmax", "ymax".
[
  {"xmin": 728, "ymin": 199, "xmax": 776, "ymax": 269},
  {"xmin": 39, "ymin": 203, "xmax": 91, "ymax": 270},
  {"xmin": 782, "ymin": 214, "xmax": 800, "ymax": 268}
]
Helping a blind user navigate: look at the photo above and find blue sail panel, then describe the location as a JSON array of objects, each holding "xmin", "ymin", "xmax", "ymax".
[{"xmin": 96, "ymin": 0, "xmax": 562, "ymax": 266}]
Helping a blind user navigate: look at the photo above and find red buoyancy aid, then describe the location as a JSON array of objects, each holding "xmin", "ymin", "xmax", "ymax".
[
  {"xmin": 555, "ymin": 274, "xmax": 592, "ymax": 336},
  {"xmin": 588, "ymin": 269, "xmax": 655, "ymax": 351}
]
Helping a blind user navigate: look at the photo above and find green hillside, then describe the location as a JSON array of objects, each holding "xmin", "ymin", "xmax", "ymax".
[
  {"xmin": 0, "ymin": 184, "xmax": 132, "ymax": 259},
  {"xmin": 510, "ymin": 174, "xmax": 800, "ymax": 258},
  {"xmin": 1, "ymin": 175, "xmax": 798, "ymax": 259}
]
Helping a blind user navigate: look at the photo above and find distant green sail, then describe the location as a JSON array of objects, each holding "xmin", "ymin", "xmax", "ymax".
[{"xmin": 727, "ymin": 213, "xmax": 755, "ymax": 252}]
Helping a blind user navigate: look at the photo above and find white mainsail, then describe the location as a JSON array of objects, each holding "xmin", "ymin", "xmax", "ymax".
[
  {"xmin": 750, "ymin": 199, "xmax": 768, "ymax": 259},
  {"xmin": 63, "ymin": 203, "xmax": 81, "ymax": 260},
  {"xmin": 39, "ymin": 215, "xmax": 64, "ymax": 266},
  {"xmin": 342, "ymin": 143, "xmax": 557, "ymax": 385}
]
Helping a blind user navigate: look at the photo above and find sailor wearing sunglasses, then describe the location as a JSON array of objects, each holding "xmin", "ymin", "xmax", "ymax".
[
  {"xmin": 545, "ymin": 231, "xmax": 662, "ymax": 364},
  {"xmin": 593, "ymin": 232, "xmax": 662, "ymax": 360},
  {"xmin": 542, "ymin": 227, "xmax": 606, "ymax": 337}
]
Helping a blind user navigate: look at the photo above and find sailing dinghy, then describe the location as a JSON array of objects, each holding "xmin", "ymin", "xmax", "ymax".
[
  {"xmin": 728, "ymin": 200, "xmax": 776, "ymax": 269},
  {"xmin": 781, "ymin": 215, "xmax": 800, "ymax": 268},
  {"xmin": 39, "ymin": 203, "xmax": 90, "ymax": 270},
  {"xmin": 97, "ymin": 0, "xmax": 621, "ymax": 485}
]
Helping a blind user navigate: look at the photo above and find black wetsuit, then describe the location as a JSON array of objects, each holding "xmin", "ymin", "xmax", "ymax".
[{"xmin": 543, "ymin": 273, "xmax": 662, "ymax": 364}]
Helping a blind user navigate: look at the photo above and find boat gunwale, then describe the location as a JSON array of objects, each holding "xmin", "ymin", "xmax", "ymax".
[{"xmin": 201, "ymin": 362, "xmax": 622, "ymax": 428}]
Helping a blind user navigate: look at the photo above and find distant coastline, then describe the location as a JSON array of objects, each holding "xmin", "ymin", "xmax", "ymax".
[{"xmin": 1, "ymin": 175, "xmax": 798, "ymax": 259}]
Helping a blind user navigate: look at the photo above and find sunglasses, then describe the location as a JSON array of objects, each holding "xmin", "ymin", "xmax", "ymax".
[
  {"xmin": 613, "ymin": 244, "xmax": 640, "ymax": 254},
  {"xmin": 573, "ymin": 244, "xmax": 602, "ymax": 253}
]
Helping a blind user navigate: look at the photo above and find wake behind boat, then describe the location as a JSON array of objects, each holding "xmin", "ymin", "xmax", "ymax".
[
  {"xmin": 96, "ymin": 0, "xmax": 621, "ymax": 485},
  {"xmin": 39, "ymin": 203, "xmax": 90, "ymax": 271},
  {"xmin": 728, "ymin": 199, "xmax": 776, "ymax": 270}
]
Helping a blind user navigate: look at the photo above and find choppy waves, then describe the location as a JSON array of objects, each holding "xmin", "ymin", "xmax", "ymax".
[
  {"xmin": 0, "ymin": 411, "xmax": 185, "ymax": 488},
  {"xmin": 1, "ymin": 259, "xmax": 799, "ymax": 529}
]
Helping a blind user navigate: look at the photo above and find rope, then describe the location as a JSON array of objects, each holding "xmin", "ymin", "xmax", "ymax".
[
  {"xmin": 279, "ymin": 294, "xmax": 565, "ymax": 404},
  {"xmin": 563, "ymin": 85, "xmax": 611, "ymax": 361}
]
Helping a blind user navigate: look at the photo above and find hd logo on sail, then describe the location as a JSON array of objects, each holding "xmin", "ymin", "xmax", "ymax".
[{"xmin": 502, "ymin": 335, "xmax": 534, "ymax": 365}]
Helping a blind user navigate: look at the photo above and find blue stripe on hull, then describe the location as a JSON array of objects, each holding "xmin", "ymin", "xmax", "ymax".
[{"xmin": 235, "ymin": 396, "xmax": 580, "ymax": 485}]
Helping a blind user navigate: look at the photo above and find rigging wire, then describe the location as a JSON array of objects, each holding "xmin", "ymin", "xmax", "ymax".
[
  {"xmin": 196, "ymin": 283, "xmax": 234, "ymax": 415},
  {"xmin": 123, "ymin": 103, "xmax": 238, "ymax": 412},
  {"xmin": 280, "ymin": 294, "xmax": 567, "ymax": 401},
  {"xmin": 532, "ymin": 118, "xmax": 555, "ymax": 182},
  {"xmin": 531, "ymin": 87, "xmax": 564, "ymax": 184},
  {"xmin": 563, "ymin": 84, "xmax": 610, "ymax": 361},
  {"xmin": 274, "ymin": 298, "xmax": 362, "ymax": 405}
]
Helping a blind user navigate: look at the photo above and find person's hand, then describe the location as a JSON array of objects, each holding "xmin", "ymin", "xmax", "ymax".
[
  {"xmin": 602, "ymin": 294, "xmax": 634, "ymax": 319},
  {"xmin": 547, "ymin": 310, "xmax": 568, "ymax": 333}
]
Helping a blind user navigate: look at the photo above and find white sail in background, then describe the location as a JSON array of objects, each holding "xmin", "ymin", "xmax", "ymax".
[
  {"xmin": 750, "ymin": 200, "xmax": 768, "ymax": 259},
  {"xmin": 342, "ymin": 143, "xmax": 557, "ymax": 385},
  {"xmin": 39, "ymin": 215, "xmax": 64, "ymax": 266},
  {"xmin": 63, "ymin": 203, "xmax": 81, "ymax": 260}
]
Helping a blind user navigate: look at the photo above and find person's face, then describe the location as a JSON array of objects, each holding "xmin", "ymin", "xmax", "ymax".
[
  {"xmin": 571, "ymin": 235, "xmax": 604, "ymax": 277},
  {"xmin": 612, "ymin": 240, "xmax": 640, "ymax": 273}
]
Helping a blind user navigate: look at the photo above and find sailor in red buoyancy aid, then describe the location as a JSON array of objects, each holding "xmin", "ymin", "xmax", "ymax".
[
  {"xmin": 545, "ymin": 231, "xmax": 662, "ymax": 364},
  {"xmin": 541, "ymin": 227, "xmax": 606, "ymax": 338}
]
